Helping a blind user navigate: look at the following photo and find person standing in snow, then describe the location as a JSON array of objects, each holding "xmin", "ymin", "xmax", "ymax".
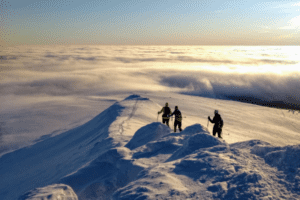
[
  {"xmin": 169, "ymin": 106, "xmax": 182, "ymax": 132},
  {"xmin": 158, "ymin": 102, "xmax": 172, "ymax": 127},
  {"xmin": 208, "ymin": 110, "xmax": 223, "ymax": 138}
]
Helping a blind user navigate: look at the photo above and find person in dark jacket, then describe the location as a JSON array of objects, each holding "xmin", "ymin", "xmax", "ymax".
[
  {"xmin": 169, "ymin": 106, "xmax": 182, "ymax": 132},
  {"xmin": 208, "ymin": 110, "xmax": 224, "ymax": 138},
  {"xmin": 158, "ymin": 102, "xmax": 172, "ymax": 127}
]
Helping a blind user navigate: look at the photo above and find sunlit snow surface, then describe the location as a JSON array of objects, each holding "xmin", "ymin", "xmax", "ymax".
[
  {"xmin": 18, "ymin": 184, "xmax": 78, "ymax": 200},
  {"xmin": 0, "ymin": 46, "xmax": 300, "ymax": 199},
  {"xmin": 0, "ymin": 94, "xmax": 298, "ymax": 200}
]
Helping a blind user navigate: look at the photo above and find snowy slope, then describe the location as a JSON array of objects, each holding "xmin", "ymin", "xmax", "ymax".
[
  {"xmin": 0, "ymin": 94, "xmax": 299, "ymax": 200},
  {"xmin": 0, "ymin": 94, "xmax": 162, "ymax": 200}
]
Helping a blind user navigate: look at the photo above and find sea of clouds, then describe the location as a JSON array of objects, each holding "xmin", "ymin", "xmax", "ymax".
[
  {"xmin": 0, "ymin": 45, "xmax": 299, "ymax": 152},
  {"xmin": 1, "ymin": 45, "xmax": 299, "ymax": 105}
]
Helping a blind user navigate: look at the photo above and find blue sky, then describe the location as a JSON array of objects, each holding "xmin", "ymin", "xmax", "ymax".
[{"xmin": 1, "ymin": 0, "xmax": 300, "ymax": 46}]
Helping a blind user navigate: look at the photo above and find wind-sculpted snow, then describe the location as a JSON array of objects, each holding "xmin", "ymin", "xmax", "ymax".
[
  {"xmin": 250, "ymin": 143, "xmax": 300, "ymax": 195},
  {"xmin": 167, "ymin": 132, "xmax": 224, "ymax": 161},
  {"xmin": 251, "ymin": 144, "xmax": 300, "ymax": 170},
  {"xmin": 130, "ymin": 124, "xmax": 205, "ymax": 160},
  {"xmin": 18, "ymin": 184, "xmax": 78, "ymax": 200},
  {"xmin": 123, "ymin": 94, "xmax": 150, "ymax": 101},
  {"xmin": 125, "ymin": 122, "xmax": 171, "ymax": 150},
  {"xmin": 60, "ymin": 147, "xmax": 144, "ymax": 200}
]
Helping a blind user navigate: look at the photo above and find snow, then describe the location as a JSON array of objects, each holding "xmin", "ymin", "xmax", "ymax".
[
  {"xmin": 18, "ymin": 184, "xmax": 78, "ymax": 200},
  {"xmin": 0, "ymin": 93, "xmax": 299, "ymax": 200},
  {"xmin": 125, "ymin": 122, "xmax": 171, "ymax": 150}
]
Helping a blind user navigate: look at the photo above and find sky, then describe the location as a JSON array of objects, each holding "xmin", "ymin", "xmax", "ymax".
[{"xmin": 1, "ymin": 0, "xmax": 300, "ymax": 47}]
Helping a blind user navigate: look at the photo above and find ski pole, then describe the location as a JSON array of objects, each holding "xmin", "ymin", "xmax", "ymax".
[
  {"xmin": 207, "ymin": 118, "xmax": 209, "ymax": 129},
  {"xmin": 173, "ymin": 117, "xmax": 175, "ymax": 132},
  {"xmin": 157, "ymin": 113, "xmax": 159, "ymax": 122},
  {"xmin": 207, "ymin": 118, "xmax": 210, "ymax": 134}
]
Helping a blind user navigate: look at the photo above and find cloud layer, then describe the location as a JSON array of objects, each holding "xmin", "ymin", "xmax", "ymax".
[
  {"xmin": 1, "ymin": 45, "xmax": 299, "ymax": 110},
  {"xmin": 160, "ymin": 73, "xmax": 300, "ymax": 109}
]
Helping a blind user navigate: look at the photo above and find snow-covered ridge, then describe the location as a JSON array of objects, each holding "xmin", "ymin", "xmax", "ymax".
[
  {"xmin": 1, "ymin": 94, "xmax": 161, "ymax": 200},
  {"xmin": 0, "ymin": 95, "xmax": 299, "ymax": 200}
]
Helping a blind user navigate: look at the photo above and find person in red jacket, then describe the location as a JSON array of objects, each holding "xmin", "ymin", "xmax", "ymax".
[{"xmin": 208, "ymin": 110, "xmax": 224, "ymax": 138}]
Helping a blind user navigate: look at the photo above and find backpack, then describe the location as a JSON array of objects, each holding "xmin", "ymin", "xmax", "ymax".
[
  {"xmin": 218, "ymin": 118, "xmax": 223, "ymax": 128},
  {"xmin": 215, "ymin": 114, "xmax": 223, "ymax": 128},
  {"xmin": 164, "ymin": 107, "xmax": 171, "ymax": 115}
]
